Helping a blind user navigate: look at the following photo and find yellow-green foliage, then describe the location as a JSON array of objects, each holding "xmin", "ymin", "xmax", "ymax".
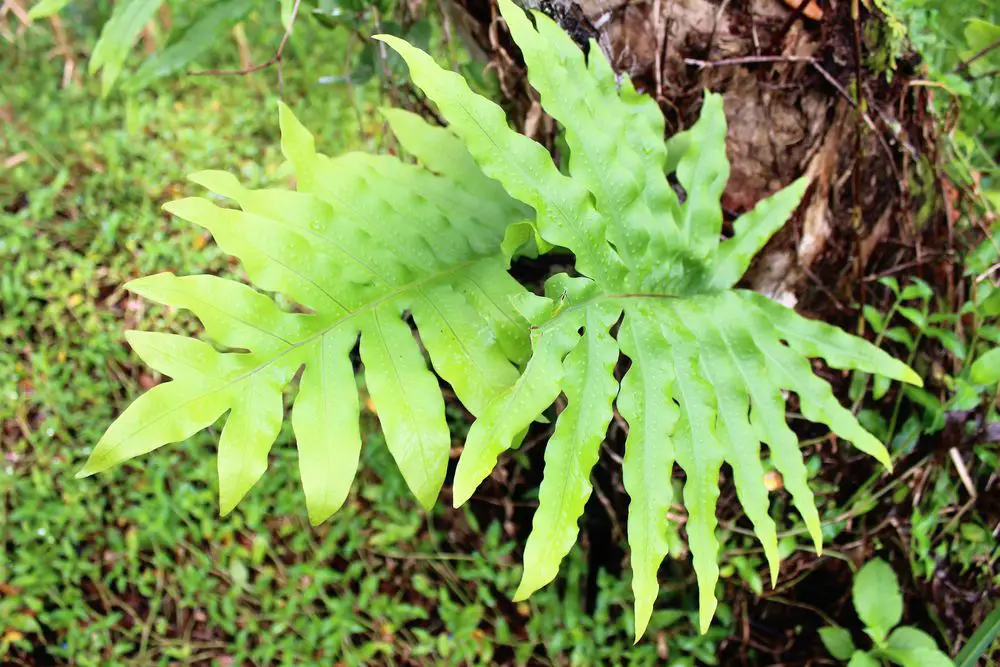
[{"xmin": 84, "ymin": 0, "xmax": 920, "ymax": 637}]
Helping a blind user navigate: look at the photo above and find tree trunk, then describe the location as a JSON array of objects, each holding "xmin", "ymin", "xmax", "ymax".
[{"xmin": 445, "ymin": 0, "xmax": 943, "ymax": 312}]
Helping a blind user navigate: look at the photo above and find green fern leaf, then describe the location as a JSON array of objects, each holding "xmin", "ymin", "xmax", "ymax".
[
  {"xmin": 381, "ymin": 0, "xmax": 921, "ymax": 635},
  {"xmin": 80, "ymin": 103, "xmax": 532, "ymax": 523}
]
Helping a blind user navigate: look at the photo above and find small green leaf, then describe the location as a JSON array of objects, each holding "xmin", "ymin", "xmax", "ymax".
[
  {"xmin": 900, "ymin": 278, "xmax": 933, "ymax": 301},
  {"xmin": 971, "ymin": 347, "xmax": 1000, "ymax": 385},
  {"xmin": 882, "ymin": 646, "xmax": 954, "ymax": 667},
  {"xmin": 886, "ymin": 626, "xmax": 942, "ymax": 653},
  {"xmin": 863, "ymin": 305, "xmax": 886, "ymax": 333},
  {"xmin": 820, "ymin": 626, "xmax": 857, "ymax": 661},
  {"xmin": 878, "ymin": 276, "xmax": 900, "ymax": 295},
  {"xmin": 847, "ymin": 651, "xmax": 881, "ymax": 667},
  {"xmin": 853, "ymin": 558, "xmax": 904, "ymax": 643}
]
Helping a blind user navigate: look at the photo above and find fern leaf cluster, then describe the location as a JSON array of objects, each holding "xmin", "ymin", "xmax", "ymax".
[
  {"xmin": 80, "ymin": 104, "xmax": 532, "ymax": 524},
  {"xmin": 378, "ymin": 0, "xmax": 919, "ymax": 634},
  {"xmin": 85, "ymin": 0, "xmax": 919, "ymax": 637}
]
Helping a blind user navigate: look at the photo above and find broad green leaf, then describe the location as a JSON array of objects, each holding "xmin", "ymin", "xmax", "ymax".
[
  {"xmin": 686, "ymin": 297, "xmax": 781, "ymax": 586},
  {"xmin": 217, "ymin": 370, "xmax": 286, "ymax": 514},
  {"xmin": 820, "ymin": 626, "xmax": 857, "ymax": 661},
  {"xmin": 743, "ymin": 291, "xmax": 922, "ymax": 386},
  {"xmin": 677, "ymin": 92, "xmax": 729, "ymax": 258},
  {"xmin": 83, "ymin": 103, "xmax": 530, "ymax": 518},
  {"xmin": 381, "ymin": 108, "xmax": 527, "ymax": 216},
  {"xmin": 886, "ymin": 648, "xmax": 954, "ymax": 667},
  {"xmin": 500, "ymin": 1, "xmax": 680, "ymax": 269},
  {"xmin": 89, "ymin": 0, "xmax": 166, "ymax": 96},
  {"xmin": 745, "ymin": 310, "xmax": 894, "ymax": 468},
  {"xmin": 717, "ymin": 302, "xmax": 823, "ymax": 550},
  {"xmin": 971, "ymin": 347, "xmax": 1000, "ymax": 384},
  {"xmin": 657, "ymin": 302, "xmax": 725, "ymax": 634},
  {"xmin": 886, "ymin": 626, "xmax": 943, "ymax": 654},
  {"xmin": 376, "ymin": 24, "xmax": 628, "ymax": 288},
  {"xmin": 359, "ymin": 305, "xmax": 451, "ymax": 509},
  {"xmin": 854, "ymin": 558, "xmax": 904, "ymax": 643}
]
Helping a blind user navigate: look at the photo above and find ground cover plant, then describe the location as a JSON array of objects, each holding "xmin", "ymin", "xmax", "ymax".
[{"xmin": 819, "ymin": 558, "xmax": 952, "ymax": 666}]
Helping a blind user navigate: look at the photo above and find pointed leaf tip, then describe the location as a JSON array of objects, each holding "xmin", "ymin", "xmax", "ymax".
[
  {"xmin": 633, "ymin": 600, "xmax": 654, "ymax": 640},
  {"xmin": 902, "ymin": 366, "xmax": 923, "ymax": 387}
]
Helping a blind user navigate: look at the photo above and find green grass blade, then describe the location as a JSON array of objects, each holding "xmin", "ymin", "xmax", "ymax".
[
  {"xmin": 955, "ymin": 604, "xmax": 1000, "ymax": 667},
  {"xmin": 89, "ymin": 0, "xmax": 165, "ymax": 96}
]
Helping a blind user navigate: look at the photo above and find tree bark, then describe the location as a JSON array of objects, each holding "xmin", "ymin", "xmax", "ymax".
[{"xmin": 446, "ymin": 0, "xmax": 942, "ymax": 311}]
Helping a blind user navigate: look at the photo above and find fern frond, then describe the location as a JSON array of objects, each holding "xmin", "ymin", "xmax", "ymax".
[
  {"xmin": 80, "ymin": 103, "xmax": 531, "ymax": 524},
  {"xmin": 382, "ymin": 0, "xmax": 921, "ymax": 635}
]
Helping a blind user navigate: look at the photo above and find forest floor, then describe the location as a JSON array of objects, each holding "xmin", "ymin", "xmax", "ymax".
[{"xmin": 1, "ymin": 4, "xmax": 998, "ymax": 666}]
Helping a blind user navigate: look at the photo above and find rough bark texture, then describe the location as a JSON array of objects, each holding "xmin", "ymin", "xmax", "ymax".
[{"xmin": 445, "ymin": 0, "xmax": 943, "ymax": 310}]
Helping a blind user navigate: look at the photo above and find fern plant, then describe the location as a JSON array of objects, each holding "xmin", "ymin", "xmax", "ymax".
[
  {"xmin": 77, "ymin": 103, "xmax": 533, "ymax": 523},
  {"xmin": 82, "ymin": 0, "xmax": 920, "ymax": 636}
]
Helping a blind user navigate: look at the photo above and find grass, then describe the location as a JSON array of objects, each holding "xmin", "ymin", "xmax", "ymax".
[{"xmin": 0, "ymin": 10, "xmax": 726, "ymax": 665}]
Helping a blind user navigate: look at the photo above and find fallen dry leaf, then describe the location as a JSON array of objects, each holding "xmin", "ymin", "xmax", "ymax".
[{"xmin": 780, "ymin": 0, "xmax": 823, "ymax": 21}]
